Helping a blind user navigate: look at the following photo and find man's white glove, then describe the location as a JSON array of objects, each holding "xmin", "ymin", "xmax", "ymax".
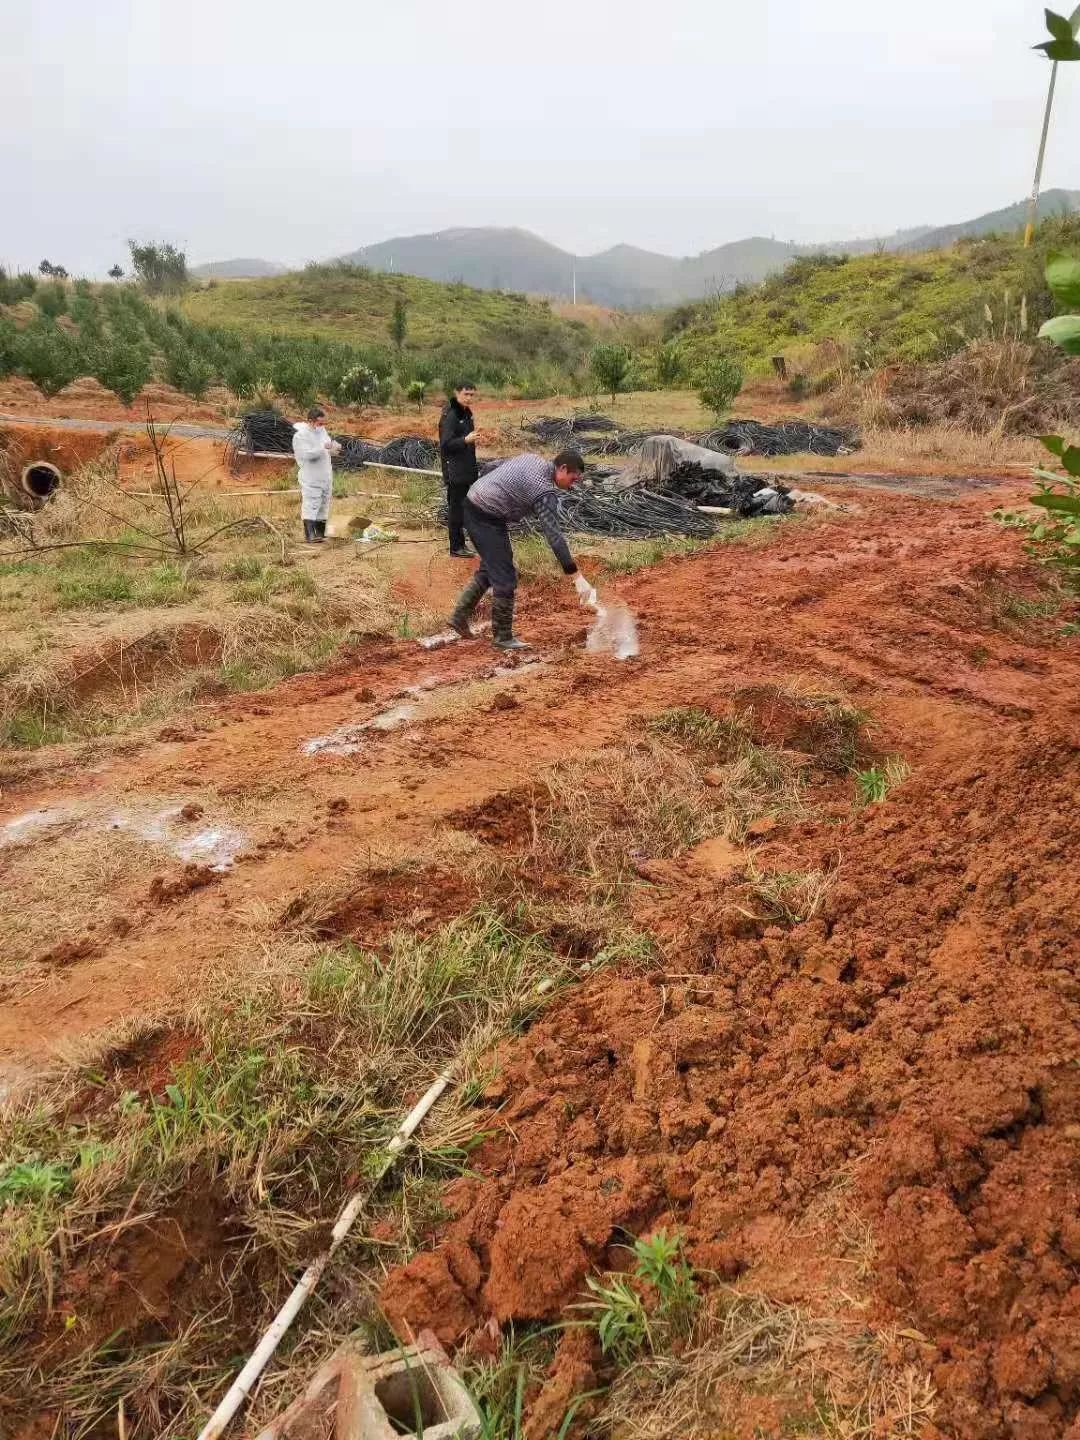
[{"xmin": 573, "ymin": 573, "xmax": 598, "ymax": 608}]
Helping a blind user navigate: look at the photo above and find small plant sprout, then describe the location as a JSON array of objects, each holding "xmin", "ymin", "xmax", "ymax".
[
  {"xmin": 0, "ymin": 1158, "xmax": 72, "ymax": 1203},
  {"xmin": 632, "ymin": 1229, "xmax": 700, "ymax": 1327},
  {"xmin": 575, "ymin": 1228, "xmax": 700, "ymax": 1366},
  {"xmin": 854, "ymin": 755, "xmax": 911, "ymax": 806}
]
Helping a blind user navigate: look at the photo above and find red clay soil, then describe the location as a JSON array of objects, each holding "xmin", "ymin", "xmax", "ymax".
[
  {"xmin": 1, "ymin": 480, "xmax": 1079, "ymax": 1435},
  {"xmin": 382, "ymin": 718, "xmax": 1080, "ymax": 1437},
  {"xmin": 0, "ymin": 483, "xmax": 1076, "ymax": 1075}
]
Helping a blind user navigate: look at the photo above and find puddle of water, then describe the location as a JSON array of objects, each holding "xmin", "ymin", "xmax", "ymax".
[
  {"xmin": 368, "ymin": 702, "xmax": 419, "ymax": 731},
  {"xmin": 1, "ymin": 808, "xmax": 65, "ymax": 844},
  {"xmin": 302, "ymin": 656, "xmax": 549, "ymax": 758},
  {"xmin": 2, "ymin": 801, "xmax": 248, "ymax": 871},
  {"xmin": 418, "ymin": 622, "xmax": 492, "ymax": 651},
  {"xmin": 302, "ymin": 700, "xmax": 419, "ymax": 755}
]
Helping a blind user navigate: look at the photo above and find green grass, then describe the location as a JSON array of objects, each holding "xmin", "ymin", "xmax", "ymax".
[
  {"xmin": 224, "ymin": 557, "xmax": 316, "ymax": 605},
  {"xmin": 673, "ymin": 217, "xmax": 1080, "ymax": 375},
  {"xmin": 43, "ymin": 553, "xmax": 201, "ymax": 612},
  {"xmin": 0, "ymin": 907, "xmax": 590, "ymax": 1437}
]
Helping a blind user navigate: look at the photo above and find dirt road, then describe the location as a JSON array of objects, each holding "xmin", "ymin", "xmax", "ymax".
[
  {"xmin": 0, "ymin": 412, "xmax": 235, "ymax": 440},
  {"xmin": 1, "ymin": 481, "xmax": 1075, "ymax": 1087},
  {"xmin": 2, "ymin": 476, "xmax": 1078, "ymax": 1436}
]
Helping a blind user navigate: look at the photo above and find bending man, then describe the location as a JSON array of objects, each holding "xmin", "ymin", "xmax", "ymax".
[
  {"xmin": 448, "ymin": 450, "xmax": 594, "ymax": 651},
  {"xmin": 292, "ymin": 405, "xmax": 341, "ymax": 543},
  {"xmin": 438, "ymin": 379, "xmax": 479, "ymax": 558}
]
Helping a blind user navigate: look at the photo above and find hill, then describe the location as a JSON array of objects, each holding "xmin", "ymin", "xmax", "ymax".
[
  {"xmin": 672, "ymin": 217, "xmax": 1080, "ymax": 376},
  {"xmin": 180, "ymin": 262, "xmax": 599, "ymax": 370},
  {"xmin": 899, "ymin": 189, "xmax": 1080, "ymax": 252},
  {"xmin": 190, "ymin": 258, "xmax": 289, "ymax": 279},
  {"xmin": 337, "ymin": 194, "xmax": 1080, "ymax": 308},
  {"xmin": 341, "ymin": 227, "xmax": 802, "ymax": 308}
]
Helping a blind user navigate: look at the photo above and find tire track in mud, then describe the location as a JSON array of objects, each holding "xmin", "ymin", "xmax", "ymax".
[{"xmin": 0, "ymin": 486, "xmax": 1075, "ymax": 1084}]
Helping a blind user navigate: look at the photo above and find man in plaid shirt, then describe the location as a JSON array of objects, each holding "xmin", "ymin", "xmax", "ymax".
[{"xmin": 448, "ymin": 450, "xmax": 596, "ymax": 651}]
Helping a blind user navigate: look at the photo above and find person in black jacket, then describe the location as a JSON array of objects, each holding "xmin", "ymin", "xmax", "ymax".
[{"xmin": 438, "ymin": 380, "xmax": 479, "ymax": 557}]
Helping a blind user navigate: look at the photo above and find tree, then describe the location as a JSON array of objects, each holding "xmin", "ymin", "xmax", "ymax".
[
  {"xmin": 96, "ymin": 342, "xmax": 153, "ymax": 405},
  {"xmin": 405, "ymin": 378, "xmax": 427, "ymax": 411},
  {"xmin": 655, "ymin": 341, "xmax": 684, "ymax": 387},
  {"xmin": 589, "ymin": 343, "xmax": 632, "ymax": 403},
  {"xmin": 694, "ymin": 355, "xmax": 744, "ymax": 419},
  {"xmin": 390, "ymin": 296, "xmax": 409, "ymax": 351},
  {"xmin": 128, "ymin": 239, "xmax": 188, "ymax": 296},
  {"xmin": 336, "ymin": 363, "xmax": 391, "ymax": 411},
  {"xmin": 108, "ymin": 265, "xmax": 124, "ymax": 281}
]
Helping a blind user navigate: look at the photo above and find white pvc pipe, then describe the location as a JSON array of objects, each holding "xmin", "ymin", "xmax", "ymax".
[{"xmin": 195, "ymin": 1069, "xmax": 454, "ymax": 1440}]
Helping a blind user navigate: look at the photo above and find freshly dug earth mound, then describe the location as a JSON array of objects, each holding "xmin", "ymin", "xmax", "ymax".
[{"xmin": 382, "ymin": 723, "xmax": 1080, "ymax": 1438}]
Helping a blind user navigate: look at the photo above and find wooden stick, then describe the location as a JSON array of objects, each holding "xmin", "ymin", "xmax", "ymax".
[{"xmin": 195, "ymin": 1069, "xmax": 454, "ymax": 1440}]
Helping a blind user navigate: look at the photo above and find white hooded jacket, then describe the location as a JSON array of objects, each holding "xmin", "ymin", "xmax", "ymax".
[{"xmin": 292, "ymin": 422, "xmax": 340, "ymax": 488}]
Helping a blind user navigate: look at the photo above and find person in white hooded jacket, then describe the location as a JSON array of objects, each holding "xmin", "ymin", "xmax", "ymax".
[{"xmin": 292, "ymin": 406, "xmax": 342, "ymax": 543}]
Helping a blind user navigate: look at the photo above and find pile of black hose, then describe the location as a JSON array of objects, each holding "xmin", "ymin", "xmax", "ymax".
[
  {"xmin": 433, "ymin": 484, "xmax": 717, "ymax": 540},
  {"xmin": 524, "ymin": 415, "xmax": 619, "ymax": 445},
  {"xmin": 231, "ymin": 413, "xmax": 438, "ymax": 472},
  {"xmin": 697, "ymin": 420, "xmax": 856, "ymax": 458},
  {"xmin": 521, "ymin": 415, "xmax": 652, "ymax": 458}
]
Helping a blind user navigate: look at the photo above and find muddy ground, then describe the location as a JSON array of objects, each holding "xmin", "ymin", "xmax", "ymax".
[{"xmin": 1, "ymin": 472, "xmax": 1078, "ymax": 1437}]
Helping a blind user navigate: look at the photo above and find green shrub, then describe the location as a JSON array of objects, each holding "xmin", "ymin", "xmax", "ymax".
[
  {"xmin": 15, "ymin": 323, "xmax": 85, "ymax": 395},
  {"xmin": 654, "ymin": 341, "xmax": 684, "ymax": 386},
  {"xmin": 336, "ymin": 362, "xmax": 390, "ymax": 408},
  {"xmin": 694, "ymin": 354, "xmax": 744, "ymax": 418},
  {"xmin": 95, "ymin": 341, "xmax": 153, "ymax": 405},
  {"xmin": 128, "ymin": 239, "xmax": 188, "ymax": 295},
  {"xmin": 164, "ymin": 345, "xmax": 213, "ymax": 399},
  {"xmin": 36, "ymin": 282, "xmax": 68, "ymax": 319},
  {"xmin": 588, "ymin": 343, "xmax": 632, "ymax": 402},
  {"xmin": 0, "ymin": 317, "xmax": 18, "ymax": 379}
]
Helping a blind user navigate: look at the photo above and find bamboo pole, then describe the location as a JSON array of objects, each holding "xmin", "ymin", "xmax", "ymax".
[{"xmin": 1024, "ymin": 62, "xmax": 1059, "ymax": 247}]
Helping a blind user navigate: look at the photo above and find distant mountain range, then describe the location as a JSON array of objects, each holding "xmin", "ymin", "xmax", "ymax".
[
  {"xmin": 194, "ymin": 189, "xmax": 1080, "ymax": 308},
  {"xmin": 189, "ymin": 257, "xmax": 288, "ymax": 279}
]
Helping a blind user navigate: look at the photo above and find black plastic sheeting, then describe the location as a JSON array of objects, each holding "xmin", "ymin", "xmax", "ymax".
[{"xmin": 661, "ymin": 465, "xmax": 794, "ymax": 516}]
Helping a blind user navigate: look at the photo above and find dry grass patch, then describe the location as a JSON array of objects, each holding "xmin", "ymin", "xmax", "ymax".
[
  {"xmin": 744, "ymin": 860, "xmax": 836, "ymax": 926},
  {"xmin": 0, "ymin": 907, "xmax": 583, "ymax": 1438},
  {"xmin": 599, "ymin": 1288, "xmax": 935, "ymax": 1439}
]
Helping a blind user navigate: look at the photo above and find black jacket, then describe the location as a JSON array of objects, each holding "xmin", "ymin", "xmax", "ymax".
[{"xmin": 439, "ymin": 397, "xmax": 478, "ymax": 490}]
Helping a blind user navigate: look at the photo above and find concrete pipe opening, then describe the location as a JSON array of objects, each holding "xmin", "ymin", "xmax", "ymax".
[{"xmin": 21, "ymin": 461, "xmax": 62, "ymax": 503}]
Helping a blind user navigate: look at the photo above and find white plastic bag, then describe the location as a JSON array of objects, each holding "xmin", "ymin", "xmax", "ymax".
[{"xmin": 586, "ymin": 598, "xmax": 639, "ymax": 660}]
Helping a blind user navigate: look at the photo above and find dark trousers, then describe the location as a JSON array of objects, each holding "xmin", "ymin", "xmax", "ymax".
[
  {"xmin": 464, "ymin": 499, "xmax": 517, "ymax": 599},
  {"xmin": 446, "ymin": 482, "xmax": 471, "ymax": 552}
]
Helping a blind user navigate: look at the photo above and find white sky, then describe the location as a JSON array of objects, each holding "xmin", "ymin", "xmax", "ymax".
[{"xmin": 2, "ymin": 0, "xmax": 1076, "ymax": 275}]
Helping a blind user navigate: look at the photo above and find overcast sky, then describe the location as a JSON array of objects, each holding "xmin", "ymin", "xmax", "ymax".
[{"xmin": 2, "ymin": 0, "xmax": 1076, "ymax": 275}]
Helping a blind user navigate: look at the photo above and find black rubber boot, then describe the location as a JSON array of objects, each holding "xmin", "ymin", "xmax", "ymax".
[
  {"xmin": 303, "ymin": 519, "xmax": 317, "ymax": 543},
  {"xmin": 491, "ymin": 593, "xmax": 529, "ymax": 651},
  {"xmin": 314, "ymin": 519, "xmax": 326, "ymax": 540},
  {"xmin": 448, "ymin": 574, "xmax": 487, "ymax": 639},
  {"xmin": 449, "ymin": 544, "xmax": 476, "ymax": 559}
]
